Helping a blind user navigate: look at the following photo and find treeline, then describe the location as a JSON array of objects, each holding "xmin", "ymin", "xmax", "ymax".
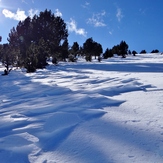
[{"xmin": 0, "ymin": 9, "xmax": 160, "ymax": 74}]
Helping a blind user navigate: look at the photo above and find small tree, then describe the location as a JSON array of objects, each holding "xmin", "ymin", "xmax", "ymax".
[
  {"xmin": 119, "ymin": 40, "xmax": 128, "ymax": 58},
  {"xmin": 93, "ymin": 42, "xmax": 103, "ymax": 59},
  {"xmin": 83, "ymin": 38, "xmax": 94, "ymax": 62},
  {"xmin": 140, "ymin": 50, "xmax": 147, "ymax": 54},
  {"xmin": 1, "ymin": 44, "xmax": 16, "ymax": 74},
  {"xmin": 103, "ymin": 48, "xmax": 113, "ymax": 59},
  {"xmin": 132, "ymin": 50, "xmax": 137, "ymax": 56},
  {"xmin": 70, "ymin": 42, "xmax": 79, "ymax": 57},
  {"xmin": 151, "ymin": 49, "xmax": 159, "ymax": 53},
  {"xmin": 61, "ymin": 38, "xmax": 69, "ymax": 61}
]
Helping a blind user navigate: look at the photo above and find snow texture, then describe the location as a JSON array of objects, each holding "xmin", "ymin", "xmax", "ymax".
[{"xmin": 1, "ymin": 54, "xmax": 163, "ymax": 163}]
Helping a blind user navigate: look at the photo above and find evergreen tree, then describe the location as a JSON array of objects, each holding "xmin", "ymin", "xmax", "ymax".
[
  {"xmin": 83, "ymin": 38, "xmax": 94, "ymax": 61},
  {"xmin": 132, "ymin": 50, "xmax": 137, "ymax": 56},
  {"xmin": 24, "ymin": 42, "xmax": 38, "ymax": 73},
  {"xmin": 1, "ymin": 43, "xmax": 16, "ymax": 73},
  {"xmin": 103, "ymin": 48, "xmax": 113, "ymax": 59},
  {"xmin": 128, "ymin": 50, "xmax": 131, "ymax": 55},
  {"xmin": 151, "ymin": 49, "xmax": 159, "ymax": 53},
  {"xmin": 36, "ymin": 38, "xmax": 49, "ymax": 68},
  {"xmin": 70, "ymin": 42, "xmax": 79, "ymax": 57},
  {"xmin": 61, "ymin": 38, "xmax": 69, "ymax": 61},
  {"xmin": 7, "ymin": 9, "xmax": 68, "ymax": 71},
  {"xmin": 140, "ymin": 50, "xmax": 147, "ymax": 54},
  {"xmin": 93, "ymin": 42, "xmax": 103, "ymax": 59},
  {"xmin": 82, "ymin": 38, "xmax": 102, "ymax": 61},
  {"xmin": 112, "ymin": 45, "xmax": 120, "ymax": 55},
  {"xmin": 119, "ymin": 40, "xmax": 128, "ymax": 58}
]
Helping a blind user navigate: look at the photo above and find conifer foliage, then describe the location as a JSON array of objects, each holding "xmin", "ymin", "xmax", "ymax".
[{"xmin": 7, "ymin": 9, "xmax": 68, "ymax": 72}]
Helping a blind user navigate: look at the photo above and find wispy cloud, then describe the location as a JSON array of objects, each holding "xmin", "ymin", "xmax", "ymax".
[
  {"xmin": 2, "ymin": 8, "xmax": 27, "ymax": 21},
  {"xmin": 2, "ymin": 8, "xmax": 39, "ymax": 21},
  {"xmin": 87, "ymin": 11, "xmax": 106, "ymax": 27},
  {"xmin": 81, "ymin": 1, "xmax": 90, "ymax": 9},
  {"xmin": 22, "ymin": 0, "xmax": 27, "ymax": 4},
  {"xmin": 109, "ymin": 31, "xmax": 113, "ymax": 35},
  {"xmin": 67, "ymin": 18, "xmax": 87, "ymax": 37},
  {"xmin": 22, "ymin": 0, "xmax": 34, "ymax": 4},
  {"xmin": 116, "ymin": 8, "xmax": 123, "ymax": 22},
  {"xmin": 54, "ymin": 9, "xmax": 62, "ymax": 17}
]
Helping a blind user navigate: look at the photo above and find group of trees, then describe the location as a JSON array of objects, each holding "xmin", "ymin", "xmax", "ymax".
[
  {"xmin": 0, "ymin": 9, "xmax": 160, "ymax": 74},
  {"xmin": 0, "ymin": 9, "xmax": 68, "ymax": 73},
  {"xmin": 103, "ymin": 40, "xmax": 129, "ymax": 59}
]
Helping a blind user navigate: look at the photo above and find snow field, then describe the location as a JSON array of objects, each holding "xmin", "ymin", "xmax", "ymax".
[{"xmin": 0, "ymin": 54, "xmax": 163, "ymax": 162}]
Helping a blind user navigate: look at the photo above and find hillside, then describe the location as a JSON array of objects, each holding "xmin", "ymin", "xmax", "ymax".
[{"xmin": 0, "ymin": 54, "xmax": 163, "ymax": 163}]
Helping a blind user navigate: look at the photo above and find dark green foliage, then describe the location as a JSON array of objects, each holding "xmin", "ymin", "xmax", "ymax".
[
  {"xmin": 1, "ymin": 43, "xmax": 16, "ymax": 73},
  {"xmin": 7, "ymin": 9, "xmax": 68, "ymax": 72},
  {"xmin": 111, "ymin": 40, "xmax": 128, "ymax": 57},
  {"xmin": 24, "ymin": 42, "xmax": 38, "ymax": 73},
  {"xmin": 132, "ymin": 50, "xmax": 137, "ymax": 56},
  {"xmin": 52, "ymin": 57, "xmax": 58, "ymax": 65},
  {"xmin": 78, "ymin": 46, "xmax": 84, "ymax": 57},
  {"xmin": 119, "ymin": 41, "xmax": 128, "ymax": 58},
  {"xmin": 70, "ymin": 42, "xmax": 79, "ymax": 57},
  {"xmin": 36, "ymin": 38, "xmax": 49, "ymax": 69},
  {"xmin": 151, "ymin": 49, "xmax": 159, "ymax": 53},
  {"xmin": 112, "ymin": 45, "xmax": 120, "ymax": 55},
  {"xmin": 140, "ymin": 50, "xmax": 147, "ymax": 54},
  {"xmin": 83, "ymin": 37, "xmax": 103, "ymax": 61},
  {"xmin": 103, "ymin": 48, "xmax": 113, "ymax": 59},
  {"xmin": 93, "ymin": 42, "xmax": 103, "ymax": 59},
  {"xmin": 128, "ymin": 50, "xmax": 131, "ymax": 55},
  {"xmin": 60, "ymin": 39, "xmax": 69, "ymax": 61}
]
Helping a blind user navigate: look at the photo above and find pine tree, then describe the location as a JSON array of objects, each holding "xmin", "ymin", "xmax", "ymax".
[
  {"xmin": 7, "ymin": 9, "xmax": 68, "ymax": 72},
  {"xmin": 103, "ymin": 48, "xmax": 113, "ymax": 59},
  {"xmin": 1, "ymin": 44, "xmax": 16, "ymax": 74},
  {"xmin": 119, "ymin": 40, "xmax": 128, "ymax": 58},
  {"xmin": 24, "ymin": 42, "xmax": 38, "ymax": 73},
  {"xmin": 70, "ymin": 42, "xmax": 79, "ymax": 57}
]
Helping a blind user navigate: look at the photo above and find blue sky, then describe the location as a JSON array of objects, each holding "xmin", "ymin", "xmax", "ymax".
[{"xmin": 0, "ymin": 0, "xmax": 163, "ymax": 53}]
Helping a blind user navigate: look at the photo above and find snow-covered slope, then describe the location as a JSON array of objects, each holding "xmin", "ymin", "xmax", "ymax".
[{"xmin": 1, "ymin": 54, "xmax": 163, "ymax": 163}]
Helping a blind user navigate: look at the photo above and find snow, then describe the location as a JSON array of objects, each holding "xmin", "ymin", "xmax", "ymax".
[{"xmin": 1, "ymin": 53, "xmax": 163, "ymax": 162}]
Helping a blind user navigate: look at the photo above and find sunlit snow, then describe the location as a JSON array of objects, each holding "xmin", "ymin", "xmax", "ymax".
[{"xmin": 1, "ymin": 54, "xmax": 163, "ymax": 163}]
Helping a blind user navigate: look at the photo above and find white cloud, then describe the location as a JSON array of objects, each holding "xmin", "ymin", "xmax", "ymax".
[
  {"xmin": 55, "ymin": 9, "xmax": 62, "ymax": 17},
  {"xmin": 2, "ymin": 8, "xmax": 39, "ymax": 21},
  {"xmin": 67, "ymin": 18, "xmax": 87, "ymax": 37},
  {"xmin": 82, "ymin": 1, "xmax": 90, "ymax": 8},
  {"xmin": 87, "ymin": 11, "xmax": 106, "ymax": 27},
  {"xmin": 116, "ymin": 8, "xmax": 123, "ymax": 22},
  {"xmin": 2, "ymin": 8, "xmax": 27, "ymax": 21},
  {"xmin": 28, "ymin": 9, "xmax": 39, "ymax": 18}
]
